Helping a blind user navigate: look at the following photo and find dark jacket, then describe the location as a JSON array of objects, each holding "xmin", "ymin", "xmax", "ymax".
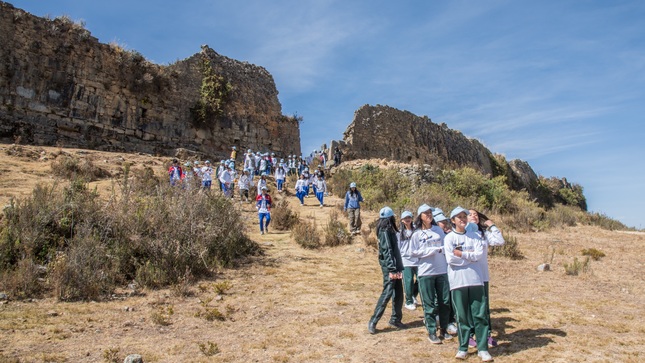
[{"xmin": 378, "ymin": 227, "xmax": 404, "ymax": 273}]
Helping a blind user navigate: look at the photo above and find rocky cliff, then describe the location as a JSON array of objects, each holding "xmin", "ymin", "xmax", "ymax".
[
  {"xmin": 0, "ymin": 1, "xmax": 301, "ymax": 158},
  {"xmin": 334, "ymin": 104, "xmax": 585, "ymax": 209},
  {"xmin": 340, "ymin": 105, "xmax": 495, "ymax": 174}
]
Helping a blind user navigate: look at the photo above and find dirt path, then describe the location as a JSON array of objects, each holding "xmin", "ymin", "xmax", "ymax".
[{"xmin": 0, "ymin": 145, "xmax": 644, "ymax": 362}]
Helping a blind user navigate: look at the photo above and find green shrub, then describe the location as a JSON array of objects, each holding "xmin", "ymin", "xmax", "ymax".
[
  {"xmin": 271, "ymin": 199, "xmax": 300, "ymax": 230},
  {"xmin": 581, "ymin": 248, "xmax": 605, "ymax": 261},
  {"xmin": 545, "ymin": 204, "xmax": 580, "ymax": 228},
  {"xmin": 564, "ymin": 256, "xmax": 590, "ymax": 276},
  {"xmin": 0, "ymin": 170, "xmax": 259, "ymax": 300},
  {"xmin": 324, "ymin": 210, "xmax": 352, "ymax": 247},
  {"xmin": 584, "ymin": 212, "xmax": 632, "ymax": 231},
  {"xmin": 489, "ymin": 235, "xmax": 524, "ymax": 260},
  {"xmin": 198, "ymin": 342, "xmax": 220, "ymax": 356},
  {"xmin": 293, "ymin": 218, "xmax": 321, "ymax": 249},
  {"xmin": 50, "ymin": 154, "xmax": 110, "ymax": 181}
]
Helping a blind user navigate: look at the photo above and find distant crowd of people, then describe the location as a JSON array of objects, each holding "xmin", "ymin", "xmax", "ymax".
[{"xmin": 166, "ymin": 146, "xmax": 340, "ymax": 234}]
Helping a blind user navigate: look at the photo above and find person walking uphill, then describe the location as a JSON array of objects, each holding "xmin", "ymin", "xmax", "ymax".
[
  {"xmin": 397, "ymin": 211, "xmax": 419, "ymax": 311},
  {"xmin": 368, "ymin": 207, "xmax": 406, "ymax": 334},
  {"xmin": 344, "ymin": 182, "xmax": 364, "ymax": 235},
  {"xmin": 444, "ymin": 207, "xmax": 492, "ymax": 362},
  {"xmin": 256, "ymin": 186, "xmax": 272, "ymax": 235}
]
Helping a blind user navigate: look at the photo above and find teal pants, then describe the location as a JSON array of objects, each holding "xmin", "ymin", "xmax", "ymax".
[
  {"xmin": 419, "ymin": 274, "xmax": 451, "ymax": 334},
  {"xmin": 451, "ymin": 285, "xmax": 489, "ymax": 352},
  {"xmin": 403, "ymin": 266, "xmax": 419, "ymax": 305},
  {"xmin": 484, "ymin": 281, "xmax": 492, "ymax": 335}
]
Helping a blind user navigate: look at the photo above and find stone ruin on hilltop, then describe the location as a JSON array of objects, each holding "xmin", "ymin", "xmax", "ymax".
[
  {"xmin": 329, "ymin": 104, "xmax": 586, "ymax": 210},
  {"xmin": 0, "ymin": 1, "xmax": 301, "ymax": 159}
]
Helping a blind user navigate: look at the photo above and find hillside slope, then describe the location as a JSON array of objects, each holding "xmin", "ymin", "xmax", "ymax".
[{"xmin": 0, "ymin": 144, "xmax": 643, "ymax": 363}]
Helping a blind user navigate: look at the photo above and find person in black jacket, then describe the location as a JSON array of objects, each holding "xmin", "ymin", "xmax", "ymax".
[{"xmin": 368, "ymin": 206, "xmax": 406, "ymax": 334}]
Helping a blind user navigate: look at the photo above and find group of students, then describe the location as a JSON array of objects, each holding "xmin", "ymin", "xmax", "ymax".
[{"xmin": 369, "ymin": 204, "xmax": 505, "ymax": 362}]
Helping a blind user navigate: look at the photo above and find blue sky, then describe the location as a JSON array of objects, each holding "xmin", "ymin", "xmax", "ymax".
[{"xmin": 9, "ymin": 0, "xmax": 645, "ymax": 229}]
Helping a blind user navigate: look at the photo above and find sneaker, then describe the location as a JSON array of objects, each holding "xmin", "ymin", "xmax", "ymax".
[
  {"xmin": 446, "ymin": 323, "xmax": 458, "ymax": 335},
  {"xmin": 487, "ymin": 336, "xmax": 498, "ymax": 348},
  {"xmin": 265, "ymin": 227, "xmax": 269, "ymax": 233},
  {"xmin": 441, "ymin": 331, "xmax": 454, "ymax": 340},
  {"xmin": 412, "ymin": 297, "xmax": 419, "ymax": 306},
  {"xmin": 478, "ymin": 351, "xmax": 493, "ymax": 362},
  {"xmin": 320, "ymin": 204, "xmax": 323, "ymax": 208},
  {"xmin": 455, "ymin": 351, "xmax": 468, "ymax": 360},
  {"xmin": 388, "ymin": 320, "xmax": 407, "ymax": 330},
  {"xmin": 368, "ymin": 321, "xmax": 377, "ymax": 335},
  {"xmin": 260, "ymin": 231, "xmax": 264, "ymax": 235},
  {"xmin": 468, "ymin": 337, "xmax": 477, "ymax": 348},
  {"xmin": 428, "ymin": 334, "xmax": 442, "ymax": 344},
  {"xmin": 404, "ymin": 303, "xmax": 416, "ymax": 311}
]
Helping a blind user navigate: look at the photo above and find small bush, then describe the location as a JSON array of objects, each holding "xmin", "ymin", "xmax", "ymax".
[
  {"xmin": 564, "ymin": 256, "xmax": 590, "ymax": 276},
  {"xmin": 324, "ymin": 210, "xmax": 352, "ymax": 247},
  {"xmin": 293, "ymin": 218, "xmax": 321, "ymax": 249},
  {"xmin": 545, "ymin": 204, "xmax": 580, "ymax": 228},
  {"xmin": 198, "ymin": 341, "xmax": 220, "ymax": 356},
  {"xmin": 212, "ymin": 280, "xmax": 232, "ymax": 295},
  {"xmin": 102, "ymin": 347, "xmax": 121, "ymax": 363},
  {"xmin": 581, "ymin": 248, "xmax": 605, "ymax": 261},
  {"xmin": 489, "ymin": 235, "xmax": 524, "ymax": 260},
  {"xmin": 50, "ymin": 154, "xmax": 110, "ymax": 181},
  {"xmin": 271, "ymin": 199, "xmax": 300, "ymax": 230},
  {"xmin": 196, "ymin": 307, "xmax": 225, "ymax": 322},
  {"xmin": 585, "ymin": 212, "xmax": 632, "ymax": 231},
  {"xmin": 150, "ymin": 305, "xmax": 174, "ymax": 326}
]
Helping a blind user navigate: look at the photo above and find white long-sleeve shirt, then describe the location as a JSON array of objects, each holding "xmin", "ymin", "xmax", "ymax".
[
  {"xmin": 238, "ymin": 174, "xmax": 253, "ymax": 190},
  {"xmin": 200, "ymin": 166, "xmax": 213, "ymax": 182},
  {"xmin": 410, "ymin": 226, "xmax": 447, "ymax": 277},
  {"xmin": 314, "ymin": 178, "xmax": 327, "ymax": 193},
  {"xmin": 256, "ymin": 179, "xmax": 267, "ymax": 196},
  {"xmin": 397, "ymin": 229, "xmax": 417, "ymax": 267},
  {"xmin": 444, "ymin": 230, "xmax": 485, "ymax": 290},
  {"xmin": 219, "ymin": 169, "xmax": 233, "ymax": 184},
  {"xmin": 275, "ymin": 167, "xmax": 286, "ymax": 181},
  {"xmin": 295, "ymin": 179, "xmax": 307, "ymax": 193},
  {"xmin": 474, "ymin": 226, "xmax": 505, "ymax": 282}
]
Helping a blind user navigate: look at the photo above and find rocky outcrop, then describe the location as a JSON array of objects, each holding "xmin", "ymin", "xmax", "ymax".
[
  {"xmin": 339, "ymin": 104, "xmax": 494, "ymax": 174},
  {"xmin": 0, "ymin": 2, "xmax": 300, "ymax": 159},
  {"xmin": 333, "ymin": 104, "xmax": 584, "ymax": 208}
]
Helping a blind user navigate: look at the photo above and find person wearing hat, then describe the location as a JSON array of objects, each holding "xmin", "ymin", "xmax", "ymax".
[
  {"xmin": 238, "ymin": 169, "xmax": 253, "ymax": 202},
  {"xmin": 433, "ymin": 208, "xmax": 453, "ymax": 234},
  {"xmin": 397, "ymin": 210, "xmax": 419, "ymax": 311},
  {"xmin": 256, "ymin": 174, "xmax": 268, "ymax": 197},
  {"xmin": 314, "ymin": 175, "xmax": 327, "ymax": 208},
  {"xmin": 193, "ymin": 161, "xmax": 202, "ymax": 180},
  {"xmin": 344, "ymin": 182, "xmax": 364, "ymax": 235},
  {"xmin": 244, "ymin": 151, "xmax": 255, "ymax": 179},
  {"xmin": 368, "ymin": 206, "xmax": 405, "ymax": 334},
  {"xmin": 230, "ymin": 146, "xmax": 237, "ymax": 161},
  {"xmin": 444, "ymin": 207, "xmax": 491, "ymax": 362},
  {"xmin": 294, "ymin": 173, "xmax": 307, "ymax": 205},
  {"xmin": 219, "ymin": 163, "xmax": 234, "ymax": 198},
  {"xmin": 409, "ymin": 204, "xmax": 452, "ymax": 344},
  {"xmin": 431, "ymin": 210, "xmax": 457, "ymax": 335},
  {"xmin": 255, "ymin": 186, "xmax": 272, "ymax": 235},
  {"xmin": 466, "ymin": 209, "xmax": 505, "ymax": 349},
  {"xmin": 200, "ymin": 161, "xmax": 213, "ymax": 190},
  {"xmin": 317, "ymin": 164, "xmax": 325, "ymax": 179},
  {"xmin": 275, "ymin": 160, "xmax": 286, "ymax": 193},
  {"xmin": 254, "ymin": 152, "xmax": 262, "ymax": 175},
  {"xmin": 216, "ymin": 160, "xmax": 227, "ymax": 191},
  {"xmin": 181, "ymin": 162, "xmax": 194, "ymax": 189},
  {"xmin": 168, "ymin": 159, "xmax": 183, "ymax": 187}
]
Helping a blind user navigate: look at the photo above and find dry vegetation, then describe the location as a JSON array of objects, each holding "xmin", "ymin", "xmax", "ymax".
[{"xmin": 0, "ymin": 144, "xmax": 643, "ymax": 362}]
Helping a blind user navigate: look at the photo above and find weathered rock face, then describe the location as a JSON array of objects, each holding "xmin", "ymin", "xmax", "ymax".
[
  {"xmin": 0, "ymin": 2, "xmax": 300, "ymax": 159},
  {"xmin": 340, "ymin": 104, "xmax": 495, "ymax": 175}
]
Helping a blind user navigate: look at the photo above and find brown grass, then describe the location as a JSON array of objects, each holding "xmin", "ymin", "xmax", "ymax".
[{"xmin": 0, "ymin": 144, "xmax": 643, "ymax": 362}]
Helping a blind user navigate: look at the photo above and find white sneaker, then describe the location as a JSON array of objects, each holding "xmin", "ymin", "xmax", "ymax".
[
  {"xmin": 447, "ymin": 323, "xmax": 458, "ymax": 335},
  {"xmin": 455, "ymin": 351, "xmax": 468, "ymax": 360},
  {"xmin": 412, "ymin": 297, "xmax": 419, "ymax": 306},
  {"xmin": 478, "ymin": 351, "xmax": 493, "ymax": 362},
  {"xmin": 404, "ymin": 303, "xmax": 416, "ymax": 311},
  {"xmin": 260, "ymin": 231, "xmax": 264, "ymax": 235}
]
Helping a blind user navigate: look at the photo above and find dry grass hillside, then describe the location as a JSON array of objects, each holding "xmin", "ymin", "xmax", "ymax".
[{"xmin": 0, "ymin": 144, "xmax": 643, "ymax": 363}]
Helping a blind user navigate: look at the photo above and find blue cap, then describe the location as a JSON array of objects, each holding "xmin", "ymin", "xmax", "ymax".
[
  {"xmin": 379, "ymin": 206, "xmax": 395, "ymax": 219},
  {"xmin": 401, "ymin": 211, "xmax": 414, "ymax": 219},
  {"xmin": 350, "ymin": 182, "xmax": 357, "ymax": 188},
  {"xmin": 417, "ymin": 204, "xmax": 433, "ymax": 216},
  {"xmin": 450, "ymin": 206, "xmax": 469, "ymax": 219},
  {"xmin": 432, "ymin": 208, "xmax": 448, "ymax": 222}
]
